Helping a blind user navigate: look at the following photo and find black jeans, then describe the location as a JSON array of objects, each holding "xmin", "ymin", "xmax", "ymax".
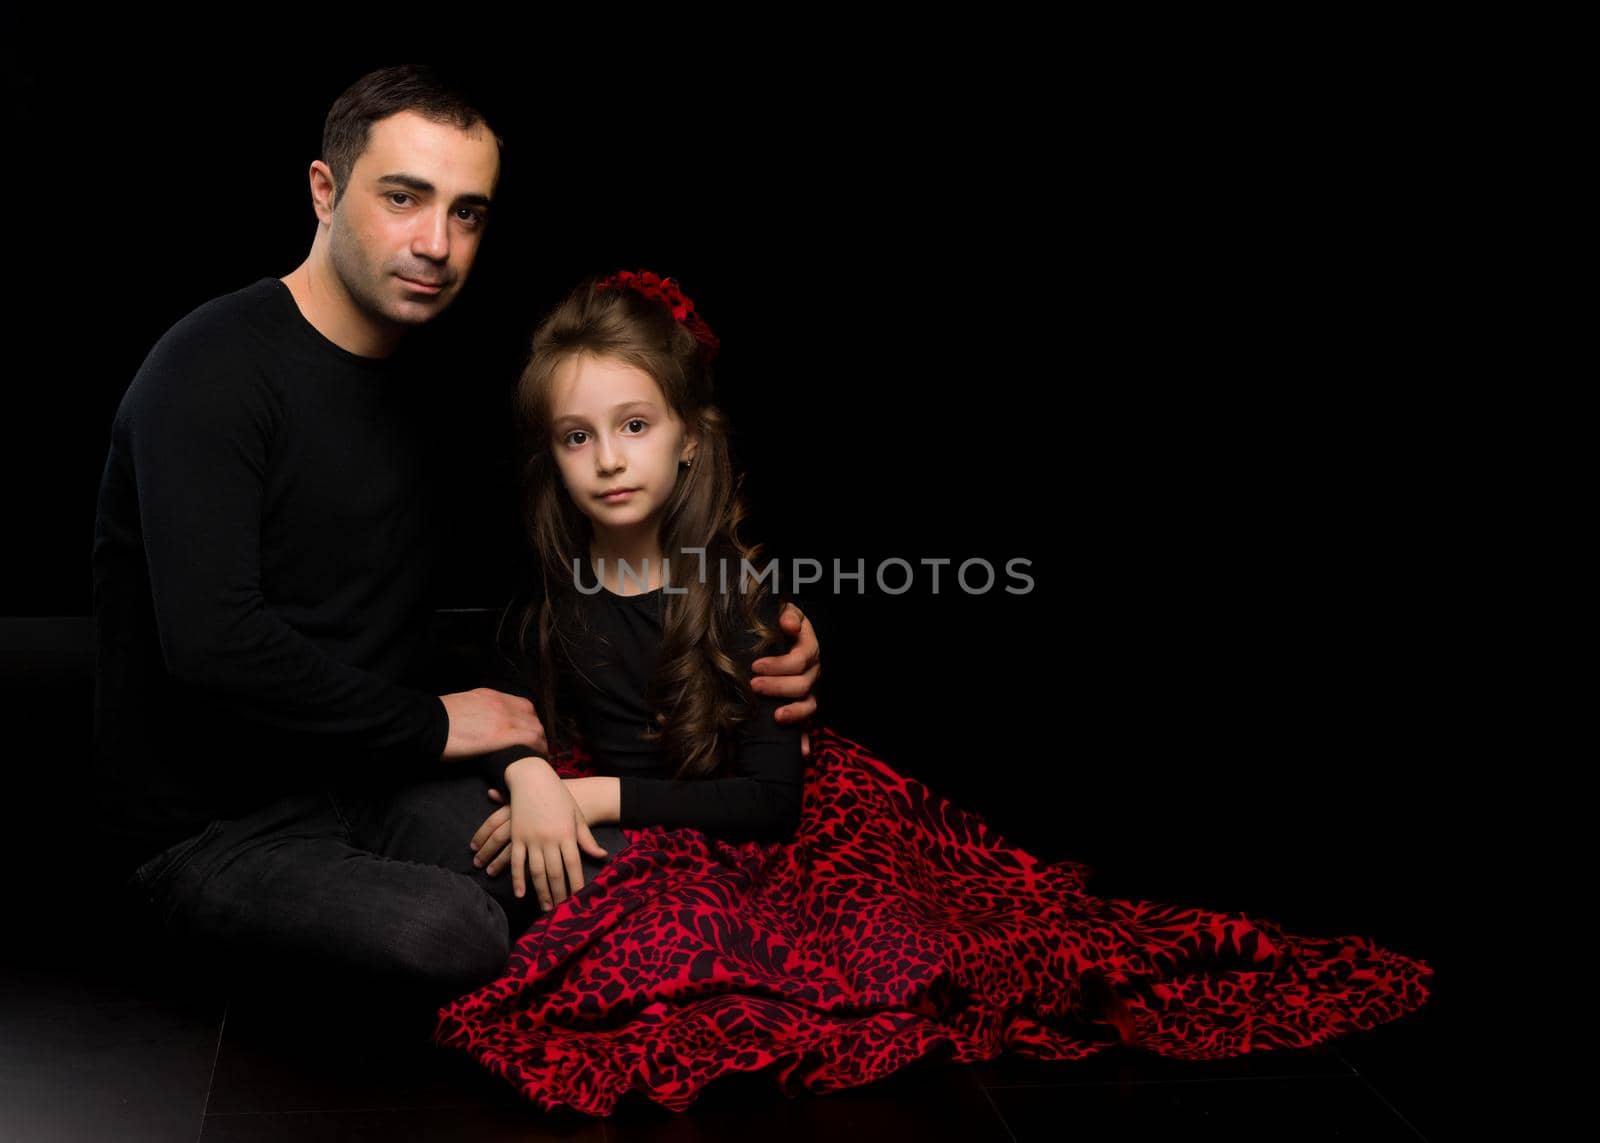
[{"xmin": 129, "ymin": 772, "xmax": 629, "ymax": 998}]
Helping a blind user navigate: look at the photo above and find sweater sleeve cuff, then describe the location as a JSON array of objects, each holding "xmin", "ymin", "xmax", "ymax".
[
  {"xmin": 618, "ymin": 775, "xmax": 638, "ymax": 828},
  {"xmin": 477, "ymin": 744, "xmax": 545, "ymax": 790},
  {"xmin": 419, "ymin": 693, "xmax": 450, "ymax": 764}
]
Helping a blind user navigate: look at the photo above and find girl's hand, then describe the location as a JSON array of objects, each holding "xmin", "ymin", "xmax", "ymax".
[
  {"xmin": 469, "ymin": 784, "xmax": 588, "ymax": 874},
  {"xmin": 500, "ymin": 757, "xmax": 609, "ymax": 911},
  {"xmin": 468, "ymin": 792, "xmax": 512, "ymax": 872}
]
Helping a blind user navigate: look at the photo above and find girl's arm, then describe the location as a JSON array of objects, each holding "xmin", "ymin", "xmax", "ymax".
[
  {"xmin": 565, "ymin": 774, "xmax": 620, "ymax": 824},
  {"xmin": 575, "ymin": 698, "xmax": 802, "ymax": 840},
  {"xmin": 573, "ymin": 603, "xmax": 805, "ymax": 841}
]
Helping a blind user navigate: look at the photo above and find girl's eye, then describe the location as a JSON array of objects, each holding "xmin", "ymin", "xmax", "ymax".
[
  {"xmin": 564, "ymin": 430, "xmax": 588, "ymax": 447},
  {"xmin": 623, "ymin": 419, "xmax": 646, "ymax": 433}
]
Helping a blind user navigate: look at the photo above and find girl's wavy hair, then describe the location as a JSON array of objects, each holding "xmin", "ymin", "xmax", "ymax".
[{"xmin": 501, "ymin": 273, "xmax": 783, "ymax": 780}]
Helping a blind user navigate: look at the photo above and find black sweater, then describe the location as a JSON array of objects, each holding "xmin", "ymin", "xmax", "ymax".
[
  {"xmin": 93, "ymin": 277, "xmax": 450, "ymax": 867},
  {"xmin": 475, "ymin": 561, "xmax": 805, "ymax": 842}
]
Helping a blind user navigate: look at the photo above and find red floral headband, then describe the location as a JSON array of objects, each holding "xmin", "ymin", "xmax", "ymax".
[{"xmin": 594, "ymin": 269, "xmax": 721, "ymax": 361}]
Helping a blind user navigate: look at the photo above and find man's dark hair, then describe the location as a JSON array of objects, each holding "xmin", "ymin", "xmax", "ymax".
[{"xmin": 322, "ymin": 65, "xmax": 504, "ymax": 208}]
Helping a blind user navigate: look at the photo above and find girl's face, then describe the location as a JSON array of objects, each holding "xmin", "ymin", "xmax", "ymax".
[{"xmin": 548, "ymin": 352, "xmax": 697, "ymax": 539}]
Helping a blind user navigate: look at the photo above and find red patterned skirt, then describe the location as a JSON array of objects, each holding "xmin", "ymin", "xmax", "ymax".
[{"xmin": 434, "ymin": 726, "xmax": 1433, "ymax": 1116}]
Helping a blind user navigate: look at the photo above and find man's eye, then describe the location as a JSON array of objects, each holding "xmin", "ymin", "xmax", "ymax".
[
  {"xmin": 389, "ymin": 192, "xmax": 412, "ymax": 206},
  {"xmin": 457, "ymin": 208, "xmax": 485, "ymax": 225}
]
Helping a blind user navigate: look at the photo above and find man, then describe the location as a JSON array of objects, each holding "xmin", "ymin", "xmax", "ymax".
[{"xmin": 92, "ymin": 65, "xmax": 820, "ymax": 997}]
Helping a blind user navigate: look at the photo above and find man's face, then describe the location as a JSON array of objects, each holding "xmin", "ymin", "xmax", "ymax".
[{"xmin": 325, "ymin": 110, "xmax": 499, "ymax": 327}]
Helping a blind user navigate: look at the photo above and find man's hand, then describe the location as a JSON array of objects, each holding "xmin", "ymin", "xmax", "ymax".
[
  {"xmin": 439, "ymin": 688, "xmax": 547, "ymax": 761},
  {"xmin": 751, "ymin": 601, "xmax": 821, "ymax": 757}
]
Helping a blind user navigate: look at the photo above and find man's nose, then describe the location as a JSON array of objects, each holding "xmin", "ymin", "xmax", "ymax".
[{"xmin": 412, "ymin": 206, "xmax": 451, "ymax": 262}]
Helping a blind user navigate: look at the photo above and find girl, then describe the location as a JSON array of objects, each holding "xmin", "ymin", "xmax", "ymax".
[
  {"xmin": 435, "ymin": 271, "xmax": 1435, "ymax": 1117},
  {"xmin": 465, "ymin": 267, "xmax": 808, "ymax": 911}
]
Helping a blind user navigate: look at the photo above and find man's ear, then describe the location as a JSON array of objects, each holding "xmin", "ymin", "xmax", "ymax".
[{"xmin": 309, "ymin": 160, "xmax": 338, "ymax": 225}]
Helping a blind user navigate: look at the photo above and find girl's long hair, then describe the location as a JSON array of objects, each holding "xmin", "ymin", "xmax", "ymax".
[{"xmin": 502, "ymin": 273, "xmax": 782, "ymax": 781}]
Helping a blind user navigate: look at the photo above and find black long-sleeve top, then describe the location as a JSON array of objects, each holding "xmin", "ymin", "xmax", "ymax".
[
  {"xmin": 475, "ymin": 561, "xmax": 805, "ymax": 842},
  {"xmin": 93, "ymin": 277, "xmax": 451, "ymax": 868}
]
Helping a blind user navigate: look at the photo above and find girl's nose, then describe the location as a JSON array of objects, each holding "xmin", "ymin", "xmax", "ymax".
[{"xmin": 594, "ymin": 438, "xmax": 624, "ymax": 473}]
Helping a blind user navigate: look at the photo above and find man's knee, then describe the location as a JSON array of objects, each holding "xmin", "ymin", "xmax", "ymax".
[
  {"xmin": 352, "ymin": 775, "xmax": 499, "ymax": 871},
  {"xmin": 170, "ymin": 854, "xmax": 512, "ymax": 994},
  {"xmin": 383, "ymin": 882, "xmax": 512, "ymax": 994},
  {"xmin": 376, "ymin": 773, "xmax": 491, "ymax": 827}
]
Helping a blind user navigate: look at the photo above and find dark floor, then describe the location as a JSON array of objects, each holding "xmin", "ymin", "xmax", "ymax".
[
  {"xmin": 0, "ymin": 616, "xmax": 1461, "ymax": 1138},
  {"xmin": 1, "ymin": 902, "xmax": 1454, "ymax": 1143}
]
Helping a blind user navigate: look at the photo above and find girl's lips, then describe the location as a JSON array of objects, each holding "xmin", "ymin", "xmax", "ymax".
[{"xmin": 598, "ymin": 488, "xmax": 638, "ymax": 501}]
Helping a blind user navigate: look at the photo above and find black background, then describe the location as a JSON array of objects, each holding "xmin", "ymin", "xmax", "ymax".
[{"xmin": 2, "ymin": 57, "xmax": 1468, "ymax": 989}]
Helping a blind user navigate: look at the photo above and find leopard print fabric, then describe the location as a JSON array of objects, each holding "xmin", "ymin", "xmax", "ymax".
[{"xmin": 434, "ymin": 726, "xmax": 1433, "ymax": 1116}]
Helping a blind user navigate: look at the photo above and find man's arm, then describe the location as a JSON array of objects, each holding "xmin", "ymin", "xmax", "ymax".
[
  {"xmin": 468, "ymin": 640, "xmax": 549, "ymax": 789},
  {"xmin": 120, "ymin": 339, "xmax": 510, "ymax": 763}
]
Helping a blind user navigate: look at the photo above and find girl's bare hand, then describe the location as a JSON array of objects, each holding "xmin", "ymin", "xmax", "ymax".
[
  {"xmin": 500, "ymin": 757, "xmax": 608, "ymax": 911},
  {"xmin": 469, "ymin": 798, "xmax": 512, "ymax": 871}
]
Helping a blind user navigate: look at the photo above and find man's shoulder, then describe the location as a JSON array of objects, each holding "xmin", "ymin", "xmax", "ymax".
[
  {"xmin": 150, "ymin": 277, "xmax": 287, "ymax": 361},
  {"xmin": 116, "ymin": 278, "xmax": 290, "ymax": 423}
]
